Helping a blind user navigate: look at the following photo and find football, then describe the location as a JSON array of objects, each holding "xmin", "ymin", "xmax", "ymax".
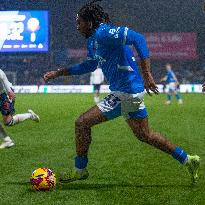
[{"xmin": 30, "ymin": 168, "xmax": 56, "ymax": 191}]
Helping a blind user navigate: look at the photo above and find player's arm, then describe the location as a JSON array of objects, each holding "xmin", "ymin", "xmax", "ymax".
[
  {"xmin": 160, "ymin": 76, "xmax": 167, "ymax": 82},
  {"xmin": 99, "ymin": 27, "xmax": 159, "ymax": 95},
  {"xmin": 97, "ymin": 27, "xmax": 158, "ymax": 95},
  {"xmin": 0, "ymin": 69, "xmax": 15, "ymax": 100},
  {"xmin": 43, "ymin": 59, "xmax": 98, "ymax": 82},
  {"xmin": 138, "ymin": 59, "xmax": 159, "ymax": 95},
  {"xmin": 172, "ymin": 73, "xmax": 179, "ymax": 85},
  {"xmin": 125, "ymin": 29, "xmax": 159, "ymax": 95}
]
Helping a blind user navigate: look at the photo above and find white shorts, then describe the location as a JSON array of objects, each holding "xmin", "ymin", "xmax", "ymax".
[
  {"xmin": 97, "ymin": 91, "xmax": 148, "ymax": 120},
  {"xmin": 167, "ymin": 82, "xmax": 177, "ymax": 92}
]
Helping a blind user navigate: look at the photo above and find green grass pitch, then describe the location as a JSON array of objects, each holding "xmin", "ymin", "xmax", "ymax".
[{"xmin": 0, "ymin": 93, "xmax": 204, "ymax": 205}]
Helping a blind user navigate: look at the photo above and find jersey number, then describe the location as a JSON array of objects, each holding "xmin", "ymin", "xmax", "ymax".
[
  {"xmin": 109, "ymin": 27, "xmax": 120, "ymax": 38},
  {"xmin": 104, "ymin": 94, "xmax": 120, "ymax": 107}
]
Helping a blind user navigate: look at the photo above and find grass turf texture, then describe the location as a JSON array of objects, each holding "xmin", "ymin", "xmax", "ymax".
[{"xmin": 0, "ymin": 93, "xmax": 204, "ymax": 205}]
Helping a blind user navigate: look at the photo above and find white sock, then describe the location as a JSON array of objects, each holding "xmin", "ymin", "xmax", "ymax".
[
  {"xmin": 12, "ymin": 113, "xmax": 32, "ymax": 125},
  {"xmin": 4, "ymin": 136, "xmax": 12, "ymax": 142},
  {"xmin": 183, "ymin": 155, "xmax": 189, "ymax": 165},
  {"xmin": 75, "ymin": 168, "xmax": 85, "ymax": 174},
  {"xmin": 94, "ymin": 97, "xmax": 100, "ymax": 103}
]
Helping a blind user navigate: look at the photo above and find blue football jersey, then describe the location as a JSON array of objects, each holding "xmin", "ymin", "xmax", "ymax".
[
  {"xmin": 166, "ymin": 70, "xmax": 176, "ymax": 83},
  {"xmin": 69, "ymin": 23, "xmax": 150, "ymax": 93}
]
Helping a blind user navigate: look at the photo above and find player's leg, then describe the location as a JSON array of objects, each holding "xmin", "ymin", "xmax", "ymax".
[
  {"xmin": 75, "ymin": 105, "xmax": 107, "ymax": 156},
  {"xmin": 3, "ymin": 111, "xmax": 40, "ymax": 126},
  {"xmin": 76, "ymin": 93, "xmax": 121, "ymax": 157},
  {"xmin": 60, "ymin": 105, "xmax": 108, "ymax": 182},
  {"xmin": 127, "ymin": 117, "xmax": 175, "ymax": 154},
  {"xmin": 166, "ymin": 89, "xmax": 172, "ymax": 105},
  {"xmin": 166, "ymin": 83, "xmax": 178, "ymax": 105},
  {"xmin": 0, "ymin": 94, "xmax": 14, "ymax": 148},
  {"xmin": 2, "ymin": 100, "xmax": 40, "ymax": 126},
  {"xmin": 0, "ymin": 123, "xmax": 14, "ymax": 149},
  {"xmin": 174, "ymin": 90, "xmax": 183, "ymax": 104},
  {"xmin": 0, "ymin": 93, "xmax": 39, "ymax": 126},
  {"xmin": 94, "ymin": 92, "xmax": 100, "ymax": 103},
  {"xmin": 127, "ymin": 117, "xmax": 200, "ymax": 183},
  {"xmin": 94, "ymin": 84, "xmax": 100, "ymax": 103},
  {"xmin": 60, "ymin": 93, "xmax": 121, "ymax": 182}
]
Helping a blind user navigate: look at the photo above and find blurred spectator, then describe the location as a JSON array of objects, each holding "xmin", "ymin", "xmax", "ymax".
[{"xmin": 0, "ymin": 53, "xmax": 204, "ymax": 86}]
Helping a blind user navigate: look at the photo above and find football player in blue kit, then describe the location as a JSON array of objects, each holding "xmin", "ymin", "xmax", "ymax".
[
  {"xmin": 43, "ymin": 0, "xmax": 200, "ymax": 183},
  {"xmin": 161, "ymin": 63, "xmax": 183, "ymax": 105}
]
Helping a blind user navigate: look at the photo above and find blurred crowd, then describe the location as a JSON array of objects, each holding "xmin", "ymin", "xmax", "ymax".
[
  {"xmin": 0, "ymin": 0, "xmax": 204, "ymax": 86},
  {"xmin": 0, "ymin": 52, "xmax": 204, "ymax": 86}
]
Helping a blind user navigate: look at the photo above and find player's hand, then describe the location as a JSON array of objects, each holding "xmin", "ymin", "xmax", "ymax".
[
  {"xmin": 202, "ymin": 83, "xmax": 205, "ymax": 92},
  {"xmin": 8, "ymin": 90, "xmax": 16, "ymax": 101},
  {"xmin": 43, "ymin": 71, "xmax": 58, "ymax": 82},
  {"xmin": 143, "ymin": 73, "xmax": 159, "ymax": 96}
]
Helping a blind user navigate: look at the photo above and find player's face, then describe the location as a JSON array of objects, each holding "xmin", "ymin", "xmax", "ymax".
[
  {"xmin": 166, "ymin": 64, "xmax": 171, "ymax": 71},
  {"xmin": 76, "ymin": 15, "xmax": 92, "ymax": 38}
]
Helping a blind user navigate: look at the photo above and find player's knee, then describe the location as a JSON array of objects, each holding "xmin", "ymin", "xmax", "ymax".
[
  {"xmin": 135, "ymin": 130, "xmax": 150, "ymax": 142},
  {"xmin": 4, "ymin": 118, "xmax": 14, "ymax": 126},
  {"xmin": 75, "ymin": 116, "xmax": 88, "ymax": 128}
]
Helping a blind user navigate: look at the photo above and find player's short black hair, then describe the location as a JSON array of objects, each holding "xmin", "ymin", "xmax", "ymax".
[{"xmin": 78, "ymin": 0, "xmax": 110, "ymax": 29}]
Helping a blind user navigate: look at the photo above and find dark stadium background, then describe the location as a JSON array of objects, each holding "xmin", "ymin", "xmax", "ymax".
[{"xmin": 0, "ymin": 0, "xmax": 204, "ymax": 85}]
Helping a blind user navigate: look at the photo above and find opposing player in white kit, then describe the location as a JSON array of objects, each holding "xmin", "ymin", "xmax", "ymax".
[
  {"xmin": 90, "ymin": 67, "xmax": 104, "ymax": 103},
  {"xmin": 0, "ymin": 69, "xmax": 40, "ymax": 149}
]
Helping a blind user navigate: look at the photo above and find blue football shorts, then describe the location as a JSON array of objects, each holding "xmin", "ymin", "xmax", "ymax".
[{"xmin": 97, "ymin": 91, "xmax": 148, "ymax": 120}]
